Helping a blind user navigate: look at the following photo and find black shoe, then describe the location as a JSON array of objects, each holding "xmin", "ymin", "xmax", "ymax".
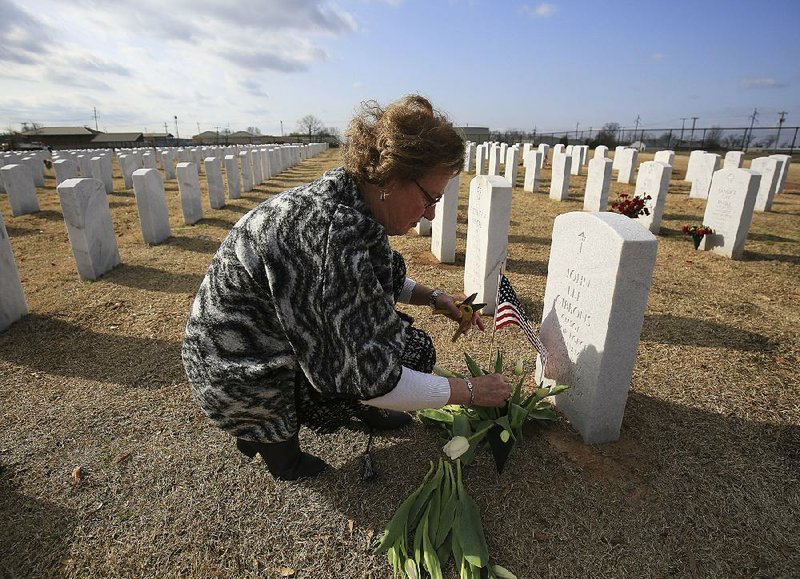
[
  {"xmin": 355, "ymin": 406, "xmax": 412, "ymax": 431},
  {"xmin": 236, "ymin": 433, "xmax": 327, "ymax": 481}
]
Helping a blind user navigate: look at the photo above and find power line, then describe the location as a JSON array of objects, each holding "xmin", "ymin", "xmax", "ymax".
[
  {"xmin": 775, "ymin": 111, "xmax": 787, "ymax": 151},
  {"xmin": 742, "ymin": 108, "xmax": 758, "ymax": 151}
]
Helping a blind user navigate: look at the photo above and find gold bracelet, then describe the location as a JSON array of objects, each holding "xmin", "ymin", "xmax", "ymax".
[{"xmin": 463, "ymin": 377, "xmax": 475, "ymax": 406}]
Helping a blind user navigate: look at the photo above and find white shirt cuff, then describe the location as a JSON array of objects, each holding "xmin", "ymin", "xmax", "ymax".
[
  {"xmin": 362, "ymin": 366, "xmax": 450, "ymax": 411},
  {"xmin": 397, "ymin": 277, "xmax": 416, "ymax": 304}
]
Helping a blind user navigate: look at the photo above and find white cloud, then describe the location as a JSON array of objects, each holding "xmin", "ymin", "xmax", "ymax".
[
  {"xmin": 521, "ymin": 3, "xmax": 557, "ymax": 18},
  {"xmin": 0, "ymin": 0, "xmax": 363, "ymax": 131},
  {"xmin": 651, "ymin": 52, "xmax": 665, "ymax": 62},
  {"xmin": 739, "ymin": 77, "xmax": 784, "ymax": 89}
]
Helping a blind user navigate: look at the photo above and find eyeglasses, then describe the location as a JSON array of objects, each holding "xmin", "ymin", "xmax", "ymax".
[{"xmin": 414, "ymin": 180, "xmax": 443, "ymax": 208}]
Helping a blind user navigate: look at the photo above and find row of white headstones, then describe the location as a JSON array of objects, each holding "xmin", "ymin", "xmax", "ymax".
[
  {"xmin": 0, "ymin": 142, "xmax": 329, "ymax": 331},
  {"xmin": 417, "ymin": 142, "xmax": 791, "ymax": 444},
  {"xmin": 0, "ymin": 141, "xmax": 793, "ymax": 445}
]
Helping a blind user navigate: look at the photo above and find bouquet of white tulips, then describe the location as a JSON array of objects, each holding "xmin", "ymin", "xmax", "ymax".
[
  {"xmin": 374, "ymin": 458, "xmax": 516, "ymax": 579},
  {"xmin": 420, "ymin": 351, "xmax": 568, "ymax": 473}
]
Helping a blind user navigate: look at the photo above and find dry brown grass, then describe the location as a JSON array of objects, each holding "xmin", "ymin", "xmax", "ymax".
[{"xmin": 1, "ymin": 149, "xmax": 798, "ymax": 578}]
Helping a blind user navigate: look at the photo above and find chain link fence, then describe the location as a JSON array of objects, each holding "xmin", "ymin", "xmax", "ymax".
[{"xmin": 489, "ymin": 125, "xmax": 798, "ymax": 154}]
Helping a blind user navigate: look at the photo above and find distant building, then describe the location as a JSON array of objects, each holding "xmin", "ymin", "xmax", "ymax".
[
  {"xmin": 142, "ymin": 132, "xmax": 174, "ymax": 147},
  {"xmin": 454, "ymin": 126, "xmax": 490, "ymax": 144},
  {"xmin": 92, "ymin": 132, "xmax": 145, "ymax": 148},
  {"xmin": 20, "ymin": 126, "xmax": 100, "ymax": 149},
  {"xmin": 630, "ymin": 140, "xmax": 647, "ymax": 152},
  {"xmin": 227, "ymin": 131, "xmax": 259, "ymax": 145}
]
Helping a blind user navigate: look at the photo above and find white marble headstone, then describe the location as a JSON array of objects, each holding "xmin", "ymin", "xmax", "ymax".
[
  {"xmin": 768, "ymin": 154, "xmax": 791, "ymax": 195},
  {"xmin": 414, "ymin": 218, "xmax": 432, "ymax": 236},
  {"xmin": 53, "ymin": 158, "xmax": 78, "ymax": 186},
  {"xmin": 132, "ymin": 168, "xmax": 172, "ymax": 245},
  {"xmin": 750, "ymin": 157, "xmax": 780, "ymax": 212},
  {"xmin": 475, "ymin": 144, "xmax": 487, "ymax": 176},
  {"xmin": 56, "ymin": 178, "xmax": 121, "ymax": 280},
  {"xmin": 684, "ymin": 149, "xmax": 707, "ymax": 182},
  {"xmin": 653, "ymin": 150, "xmax": 674, "ymax": 166},
  {"xmin": 570, "ymin": 146, "xmax": 583, "ymax": 176},
  {"xmin": 224, "ymin": 155, "xmax": 241, "ymax": 200},
  {"xmin": 142, "ymin": 152, "xmax": 156, "ymax": 169},
  {"xmin": 616, "ymin": 148, "xmax": 638, "ymax": 184},
  {"xmin": 689, "ymin": 153, "xmax": 720, "ymax": 199},
  {"xmin": 699, "ymin": 168, "xmax": 760, "ymax": 259},
  {"xmin": 463, "ymin": 143, "xmax": 475, "ymax": 172},
  {"xmin": 488, "ymin": 145, "xmax": 502, "ymax": 176},
  {"xmin": 583, "ymin": 157, "xmax": 613, "ymax": 212},
  {"xmin": 635, "ymin": 161, "xmax": 673, "ymax": 234},
  {"xmin": 431, "ymin": 175, "xmax": 459, "ymax": 263},
  {"xmin": 204, "ymin": 157, "xmax": 226, "ymax": 209},
  {"xmin": 90, "ymin": 156, "xmax": 113, "ymax": 194},
  {"xmin": 259, "ymin": 148, "xmax": 271, "ymax": 181},
  {"xmin": 523, "ymin": 151, "xmax": 542, "ymax": 192},
  {"xmin": 239, "ymin": 151, "xmax": 253, "ymax": 192},
  {"xmin": 464, "ymin": 175, "xmax": 512, "ymax": 315},
  {"xmin": 723, "ymin": 151, "xmax": 745, "ymax": 169},
  {"xmin": 504, "ymin": 147, "xmax": 520, "ymax": 187},
  {"xmin": 549, "ymin": 153, "xmax": 572, "ymax": 201},
  {"xmin": 250, "ymin": 150, "xmax": 263, "ymax": 185},
  {"xmin": 0, "ymin": 164, "xmax": 40, "ymax": 216},
  {"xmin": 161, "ymin": 150, "xmax": 177, "ymax": 180},
  {"xmin": 20, "ymin": 156, "xmax": 45, "ymax": 187},
  {"xmin": 176, "ymin": 162, "xmax": 203, "ymax": 225},
  {"xmin": 538, "ymin": 144, "xmax": 550, "ymax": 168},
  {"xmin": 118, "ymin": 155, "xmax": 139, "ymax": 189},
  {"xmin": 0, "ymin": 210, "xmax": 28, "ymax": 331},
  {"xmin": 536, "ymin": 211, "xmax": 657, "ymax": 444}
]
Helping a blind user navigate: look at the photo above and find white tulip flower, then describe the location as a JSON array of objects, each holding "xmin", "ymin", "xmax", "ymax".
[{"xmin": 443, "ymin": 435, "xmax": 470, "ymax": 460}]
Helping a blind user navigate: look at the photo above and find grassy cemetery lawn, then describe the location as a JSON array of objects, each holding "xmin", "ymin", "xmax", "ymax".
[{"xmin": 1, "ymin": 148, "xmax": 798, "ymax": 577}]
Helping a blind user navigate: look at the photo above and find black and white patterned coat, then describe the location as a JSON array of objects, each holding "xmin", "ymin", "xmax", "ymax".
[{"xmin": 182, "ymin": 168, "xmax": 419, "ymax": 443}]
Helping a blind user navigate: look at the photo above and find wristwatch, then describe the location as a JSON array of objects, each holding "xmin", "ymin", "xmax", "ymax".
[{"xmin": 429, "ymin": 288, "xmax": 444, "ymax": 309}]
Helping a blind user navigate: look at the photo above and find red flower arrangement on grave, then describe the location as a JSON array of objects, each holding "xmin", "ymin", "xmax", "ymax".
[
  {"xmin": 610, "ymin": 193, "xmax": 651, "ymax": 219},
  {"xmin": 682, "ymin": 224, "xmax": 714, "ymax": 250}
]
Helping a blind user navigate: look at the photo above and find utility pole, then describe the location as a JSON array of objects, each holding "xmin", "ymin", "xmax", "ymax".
[
  {"xmin": 743, "ymin": 108, "xmax": 758, "ymax": 151},
  {"xmin": 163, "ymin": 122, "xmax": 168, "ymax": 134},
  {"xmin": 689, "ymin": 117, "xmax": 699, "ymax": 148},
  {"xmin": 575, "ymin": 122, "xmax": 579, "ymax": 139},
  {"xmin": 775, "ymin": 111, "xmax": 787, "ymax": 152},
  {"xmin": 93, "ymin": 107, "xmax": 99, "ymax": 131},
  {"xmin": 280, "ymin": 120, "xmax": 284, "ymax": 137},
  {"xmin": 174, "ymin": 115, "xmax": 179, "ymax": 140},
  {"xmin": 680, "ymin": 117, "xmax": 687, "ymax": 143}
]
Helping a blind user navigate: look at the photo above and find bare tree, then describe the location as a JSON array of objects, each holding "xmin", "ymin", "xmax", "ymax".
[
  {"xmin": 591, "ymin": 122, "xmax": 620, "ymax": 147},
  {"xmin": 297, "ymin": 115, "xmax": 324, "ymax": 139},
  {"xmin": 704, "ymin": 125, "xmax": 724, "ymax": 149},
  {"xmin": 20, "ymin": 121, "xmax": 41, "ymax": 133},
  {"xmin": 246, "ymin": 126, "xmax": 262, "ymax": 135}
]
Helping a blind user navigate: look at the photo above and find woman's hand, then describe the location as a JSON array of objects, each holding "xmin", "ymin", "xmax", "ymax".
[
  {"xmin": 447, "ymin": 374, "xmax": 512, "ymax": 407},
  {"xmin": 433, "ymin": 293, "xmax": 485, "ymax": 336}
]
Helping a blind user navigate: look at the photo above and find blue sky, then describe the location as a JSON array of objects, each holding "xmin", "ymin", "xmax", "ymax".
[{"xmin": 1, "ymin": 0, "xmax": 798, "ymax": 137}]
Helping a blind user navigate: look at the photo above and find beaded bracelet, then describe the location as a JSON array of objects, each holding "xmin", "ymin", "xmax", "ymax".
[{"xmin": 463, "ymin": 377, "xmax": 475, "ymax": 406}]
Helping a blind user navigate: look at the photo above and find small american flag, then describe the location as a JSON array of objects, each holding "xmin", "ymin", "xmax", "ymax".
[{"xmin": 495, "ymin": 273, "xmax": 549, "ymax": 368}]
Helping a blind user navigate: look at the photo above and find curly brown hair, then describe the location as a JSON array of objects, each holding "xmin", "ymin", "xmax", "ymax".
[{"xmin": 342, "ymin": 94, "xmax": 465, "ymax": 186}]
